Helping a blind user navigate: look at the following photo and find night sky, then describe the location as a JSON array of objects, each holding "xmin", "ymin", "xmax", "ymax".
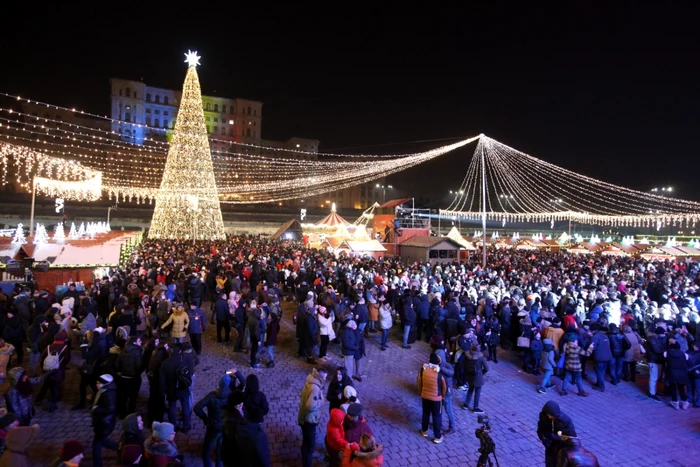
[{"xmin": 2, "ymin": 4, "xmax": 699, "ymax": 202}]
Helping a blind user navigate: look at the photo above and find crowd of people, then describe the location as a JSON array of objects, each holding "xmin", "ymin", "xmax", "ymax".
[{"xmin": 0, "ymin": 234, "xmax": 698, "ymax": 466}]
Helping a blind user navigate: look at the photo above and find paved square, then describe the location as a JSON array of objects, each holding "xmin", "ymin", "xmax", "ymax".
[{"xmin": 16, "ymin": 301, "xmax": 700, "ymax": 466}]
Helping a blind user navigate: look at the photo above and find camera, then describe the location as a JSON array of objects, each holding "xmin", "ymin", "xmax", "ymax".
[{"xmin": 475, "ymin": 414, "xmax": 499, "ymax": 467}]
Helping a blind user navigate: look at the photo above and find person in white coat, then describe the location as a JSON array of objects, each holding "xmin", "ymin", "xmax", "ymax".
[
  {"xmin": 317, "ymin": 306, "xmax": 335, "ymax": 360},
  {"xmin": 378, "ymin": 296, "xmax": 393, "ymax": 351}
]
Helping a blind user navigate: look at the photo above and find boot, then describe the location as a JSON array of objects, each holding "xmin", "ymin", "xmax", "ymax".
[
  {"xmin": 671, "ymin": 401, "xmax": 679, "ymax": 410},
  {"xmin": 680, "ymin": 401, "xmax": 690, "ymax": 410}
]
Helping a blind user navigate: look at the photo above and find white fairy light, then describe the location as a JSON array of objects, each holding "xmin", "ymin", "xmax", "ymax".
[
  {"xmin": 53, "ymin": 222, "xmax": 65, "ymax": 243},
  {"xmin": 11, "ymin": 223, "xmax": 26, "ymax": 245},
  {"xmin": 68, "ymin": 222, "xmax": 78, "ymax": 239},
  {"xmin": 33, "ymin": 223, "xmax": 49, "ymax": 244}
]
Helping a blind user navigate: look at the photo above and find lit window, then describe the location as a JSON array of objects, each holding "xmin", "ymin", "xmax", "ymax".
[
  {"xmin": 206, "ymin": 102, "xmax": 211, "ymax": 111},
  {"xmin": 228, "ymin": 119, "xmax": 234, "ymax": 125}
]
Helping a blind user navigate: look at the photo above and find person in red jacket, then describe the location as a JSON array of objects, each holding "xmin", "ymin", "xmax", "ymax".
[
  {"xmin": 326, "ymin": 408, "xmax": 351, "ymax": 467},
  {"xmin": 341, "ymin": 433, "xmax": 383, "ymax": 467}
]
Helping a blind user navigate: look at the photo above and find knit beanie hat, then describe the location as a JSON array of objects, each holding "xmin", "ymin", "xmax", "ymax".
[
  {"xmin": 61, "ymin": 439, "xmax": 84, "ymax": 461},
  {"xmin": 152, "ymin": 421, "xmax": 175, "ymax": 441}
]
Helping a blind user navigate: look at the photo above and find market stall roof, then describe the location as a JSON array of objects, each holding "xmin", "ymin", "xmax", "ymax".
[
  {"xmin": 400, "ymin": 235, "xmax": 462, "ymax": 249},
  {"xmin": 671, "ymin": 245, "xmax": 700, "ymax": 256},
  {"xmin": 598, "ymin": 244, "xmax": 629, "ymax": 256},
  {"xmin": 378, "ymin": 198, "xmax": 412, "ymax": 209},
  {"xmin": 446, "ymin": 226, "xmax": 477, "ymax": 250},
  {"xmin": 270, "ymin": 219, "xmax": 303, "ymax": 240},
  {"xmin": 315, "ymin": 206, "xmax": 350, "ymax": 228},
  {"xmin": 346, "ymin": 240, "xmax": 387, "ymax": 252}
]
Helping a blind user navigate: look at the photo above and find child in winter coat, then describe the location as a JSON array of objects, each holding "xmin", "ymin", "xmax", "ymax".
[
  {"xmin": 326, "ymin": 408, "xmax": 352, "ymax": 467},
  {"xmin": 530, "ymin": 333, "xmax": 543, "ymax": 375},
  {"xmin": 537, "ymin": 338, "xmax": 557, "ymax": 393}
]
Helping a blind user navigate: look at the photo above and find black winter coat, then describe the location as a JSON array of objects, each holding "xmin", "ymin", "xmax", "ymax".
[
  {"xmin": 235, "ymin": 418, "xmax": 271, "ymax": 467},
  {"xmin": 403, "ymin": 301, "xmax": 416, "ymax": 326},
  {"xmin": 160, "ymin": 353, "xmax": 192, "ymax": 401},
  {"xmin": 194, "ymin": 388, "xmax": 229, "ymax": 431},
  {"xmin": 215, "ymin": 297, "xmax": 230, "ymax": 322},
  {"xmin": 608, "ymin": 330, "xmax": 626, "ymax": 358},
  {"xmin": 92, "ymin": 382, "xmax": 118, "ymax": 437},
  {"xmin": 117, "ymin": 343, "xmax": 143, "ymax": 377}
]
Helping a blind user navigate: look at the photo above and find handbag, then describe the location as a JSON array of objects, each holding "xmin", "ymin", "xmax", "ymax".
[
  {"xmin": 81, "ymin": 361, "xmax": 96, "ymax": 375},
  {"xmin": 517, "ymin": 334, "xmax": 531, "ymax": 348}
]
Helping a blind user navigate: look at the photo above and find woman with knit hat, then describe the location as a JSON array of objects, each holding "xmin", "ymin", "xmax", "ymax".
[{"xmin": 144, "ymin": 421, "xmax": 182, "ymax": 465}]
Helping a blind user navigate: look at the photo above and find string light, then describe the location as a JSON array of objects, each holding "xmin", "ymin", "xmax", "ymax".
[
  {"xmin": 149, "ymin": 54, "xmax": 226, "ymax": 240},
  {"xmin": 0, "ymin": 92, "xmax": 478, "ymax": 203},
  {"xmin": 441, "ymin": 135, "xmax": 700, "ymax": 228}
]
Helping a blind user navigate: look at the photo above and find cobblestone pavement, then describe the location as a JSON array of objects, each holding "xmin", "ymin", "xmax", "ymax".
[{"xmin": 18, "ymin": 302, "xmax": 700, "ymax": 466}]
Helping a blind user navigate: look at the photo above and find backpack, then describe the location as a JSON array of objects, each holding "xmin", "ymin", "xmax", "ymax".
[
  {"xmin": 176, "ymin": 356, "xmax": 192, "ymax": 389},
  {"xmin": 43, "ymin": 345, "xmax": 65, "ymax": 371},
  {"xmin": 464, "ymin": 357, "xmax": 477, "ymax": 375}
]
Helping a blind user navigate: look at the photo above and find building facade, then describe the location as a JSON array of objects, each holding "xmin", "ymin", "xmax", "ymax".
[{"xmin": 108, "ymin": 78, "xmax": 380, "ymax": 209}]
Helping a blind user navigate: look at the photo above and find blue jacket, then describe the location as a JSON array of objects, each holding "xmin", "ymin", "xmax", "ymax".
[
  {"xmin": 187, "ymin": 308, "xmax": 207, "ymax": 334},
  {"xmin": 341, "ymin": 326, "xmax": 358, "ymax": 356},
  {"xmin": 591, "ymin": 331, "xmax": 612, "ymax": 362},
  {"xmin": 417, "ymin": 295, "xmax": 431, "ymax": 320}
]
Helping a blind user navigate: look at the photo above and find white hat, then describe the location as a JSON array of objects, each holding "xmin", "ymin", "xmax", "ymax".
[{"xmin": 98, "ymin": 374, "xmax": 114, "ymax": 384}]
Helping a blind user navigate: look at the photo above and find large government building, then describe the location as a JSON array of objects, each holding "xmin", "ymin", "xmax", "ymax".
[{"xmin": 108, "ymin": 78, "xmax": 383, "ymax": 209}]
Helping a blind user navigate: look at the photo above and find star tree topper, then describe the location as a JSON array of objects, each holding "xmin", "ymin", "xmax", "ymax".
[{"xmin": 184, "ymin": 50, "xmax": 201, "ymax": 67}]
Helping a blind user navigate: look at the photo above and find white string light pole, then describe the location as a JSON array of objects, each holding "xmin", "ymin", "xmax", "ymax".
[
  {"xmin": 29, "ymin": 166, "xmax": 37, "ymax": 236},
  {"xmin": 480, "ymin": 135, "xmax": 487, "ymax": 267}
]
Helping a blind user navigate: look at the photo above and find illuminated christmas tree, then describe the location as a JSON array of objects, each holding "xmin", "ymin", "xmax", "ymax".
[
  {"xmin": 11, "ymin": 223, "xmax": 26, "ymax": 245},
  {"xmin": 33, "ymin": 223, "xmax": 49, "ymax": 244},
  {"xmin": 53, "ymin": 222, "xmax": 65, "ymax": 243},
  {"xmin": 78, "ymin": 222, "xmax": 86, "ymax": 237},
  {"xmin": 69, "ymin": 222, "xmax": 79, "ymax": 239},
  {"xmin": 149, "ymin": 51, "xmax": 226, "ymax": 240}
]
